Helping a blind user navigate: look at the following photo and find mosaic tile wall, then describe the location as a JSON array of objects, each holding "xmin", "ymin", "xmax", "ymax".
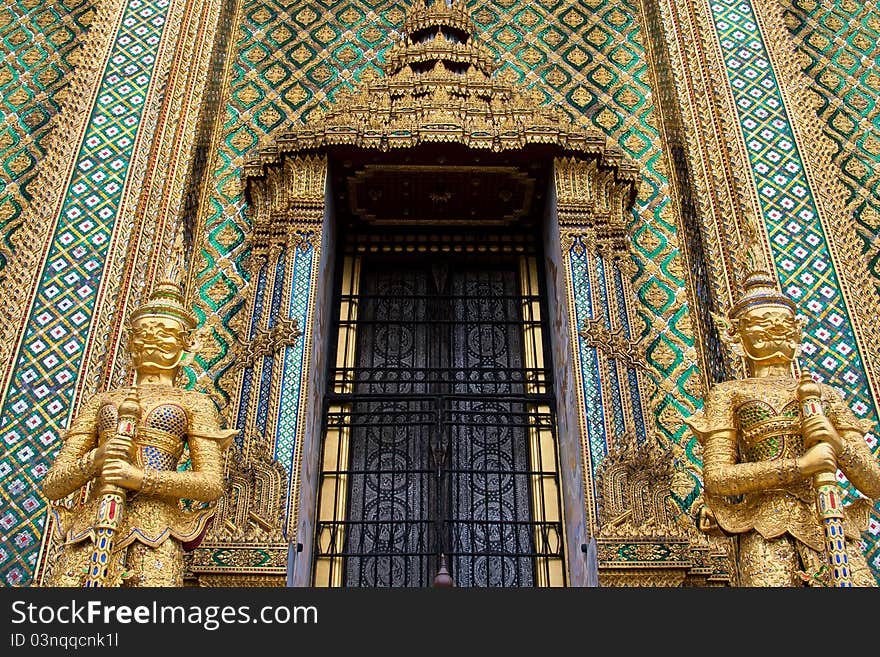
[
  {"xmin": 705, "ymin": 0, "xmax": 880, "ymax": 578},
  {"xmin": 568, "ymin": 241, "xmax": 607, "ymax": 479},
  {"xmin": 190, "ymin": 0, "xmax": 705, "ymax": 536},
  {"xmin": 779, "ymin": 0, "xmax": 880, "ymax": 578},
  {"xmin": 273, "ymin": 237, "xmax": 315, "ymax": 526},
  {"xmin": 227, "ymin": 233, "xmax": 319, "ymax": 530},
  {"xmin": 780, "ymin": 0, "xmax": 880, "ymax": 300},
  {"xmin": 0, "ymin": 0, "xmax": 171, "ymax": 586},
  {"xmin": 0, "ymin": 0, "xmax": 95, "ymax": 273}
]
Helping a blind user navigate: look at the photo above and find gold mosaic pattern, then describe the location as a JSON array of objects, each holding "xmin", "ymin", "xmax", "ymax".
[
  {"xmin": 780, "ymin": 0, "xmax": 880, "ymax": 299},
  {"xmin": 0, "ymin": 0, "xmax": 95, "ymax": 272}
]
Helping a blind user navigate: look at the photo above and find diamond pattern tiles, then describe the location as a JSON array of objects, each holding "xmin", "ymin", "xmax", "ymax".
[
  {"xmin": 569, "ymin": 242, "xmax": 607, "ymax": 480},
  {"xmin": 780, "ymin": 0, "xmax": 880, "ymax": 578},
  {"xmin": 0, "ymin": 0, "xmax": 95, "ymax": 272},
  {"xmin": 275, "ymin": 239, "xmax": 315, "ymax": 527},
  {"xmin": 781, "ymin": 0, "xmax": 880, "ymax": 300},
  {"xmin": 707, "ymin": 0, "xmax": 880, "ymax": 578},
  {"xmin": 0, "ymin": 0, "xmax": 170, "ymax": 587},
  {"xmin": 709, "ymin": 0, "xmax": 876, "ymax": 424}
]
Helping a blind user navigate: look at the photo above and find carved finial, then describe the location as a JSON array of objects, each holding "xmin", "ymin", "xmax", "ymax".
[
  {"xmin": 163, "ymin": 226, "xmax": 186, "ymax": 285},
  {"xmin": 727, "ymin": 220, "xmax": 794, "ymax": 322}
]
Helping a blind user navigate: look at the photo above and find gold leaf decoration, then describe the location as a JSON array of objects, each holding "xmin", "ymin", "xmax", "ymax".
[
  {"xmin": 314, "ymin": 25, "xmax": 336, "ymax": 43},
  {"xmin": 644, "ymin": 281, "xmax": 671, "ymax": 311},
  {"xmin": 251, "ymin": 7, "xmax": 271, "ymax": 24},
  {"xmin": 595, "ymin": 108, "xmax": 618, "ymax": 130},
  {"xmin": 258, "ymin": 106, "xmax": 281, "ymax": 129},
  {"xmin": 561, "ymin": 9, "xmax": 584, "ymax": 29},
  {"xmin": 230, "ymin": 129, "xmax": 254, "ymax": 152},
  {"xmin": 237, "ymin": 85, "xmax": 260, "ymax": 105},
  {"xmin": 9, "ymin": 152, "xmax": 33, "ymax": 175},
  {"xmin": 296, "ymin": 7, "xmax": 317, "ymax": 25},
  {"xmin": 586, "ymin": 27, "xmax": 609, "ymax": 47},
  {"xmin": 590, "ymin": 66, "xmax": 614, "ymax": 86},
  {"xmin": 565, "ymin": 46, "xmax": 589, "ymax": 67},
  {"xmin": 339, "ymin": 7, "xmax": 361, "ymax": 24},
  {"xmin": 617, "ymin": 87, "xmax": 640, "ymax": 109},
  {"xmin": 290, "ymin": 45, "xmax": 312, "ymax": 65},
  {"xmin": 862, "ymin": 136, "xmax": 880, "ymax": 157},
  {"xmin": 264, "ymin": 64, "xmax": 288, "ymax": 85},
  {"xmin": 651, "ymin": 340, "xmax": 678, "ymax": 370},
  {"xmin": 284, "ymin": 84, "xmax": 308, "ymax": 106}
]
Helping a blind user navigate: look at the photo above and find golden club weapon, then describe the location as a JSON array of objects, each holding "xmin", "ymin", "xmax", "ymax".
[
  {"xmin": 796, "ymin": 371, "xmax": 853, "ymax": 587},
  {"xmin": 83, "ymin": 391, "xmax": 141, "ymax": 587}
]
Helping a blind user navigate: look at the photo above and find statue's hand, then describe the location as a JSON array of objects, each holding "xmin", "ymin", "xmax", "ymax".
[
  {"xmin": 796, "ymin": 442, "xmax": 837, "ymax": 477},
  {"xmin": 101, "ymin": 460, "xmax": 144, "ymax": 491},
  {"xmin": 93, "ymin": 437, "xmax": 131, "ymax": 471},
  {"xmin": 696, "ymin": 504, "xmax": 721, "ymax": 535},
  {"xmin": 801, "ymin": 414, "xmax": 844, "ymax": 452}
]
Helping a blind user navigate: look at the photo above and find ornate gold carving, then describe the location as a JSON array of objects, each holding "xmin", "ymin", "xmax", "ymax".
[
  {"xmin": 579, "ymin": 318, "xmax": 649, "ymax": 373},
  {"xmin": 685, "ymin": 261, "xmax": 880, "ymax": 586},
  {"xmin": 595, "ymin": 433, "xmax": 732, "ymax": 586},
  {"xmin": 241, "ymin": 4, "xmax": 639, "ymax": 209},
  {"xmin": 231, "ymin": 318, "xmax": 301, "ymax": 374},
  {"xmin": 196, "ymin": 574, "xmax": 285, "ymax": 587},
  {"xmin": 190, "ymin": 443, "xmax": 289, "ymax": 582},
  {"xmin": 554, "ymin": 157, "xmax": 634, "ymax": 253},
  {"xmin": 205, "ymin": 443, "xmax": 286, "ymax": 544},
  {"xmin": 246, "ymin": 155, "xmax": 327, "ymax": 246},
  {"xmin": 596, "ymin": 433, "xmax": 687, "ymax": 538}
]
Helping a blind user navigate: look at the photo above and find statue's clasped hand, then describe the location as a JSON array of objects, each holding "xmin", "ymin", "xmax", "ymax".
[
  {"xmin": 92, "ymin": 437, "xmax": 132, "ymax": 470},
  {"xmin": 797, "ymin": 415, "xmax": 841, "ymax": 477},
  {"xmin": 101, "ymin": 459, "xmax": 145, "ymax": 491},
  {"xmin": 801, "ymin": 414, "xmax": 844, "ymax": 451}
]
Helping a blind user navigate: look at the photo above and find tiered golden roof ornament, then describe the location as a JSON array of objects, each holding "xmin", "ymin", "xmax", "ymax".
[{"xmin": 243, "ymin": 0, "xmax": 637, "ymax": 200}]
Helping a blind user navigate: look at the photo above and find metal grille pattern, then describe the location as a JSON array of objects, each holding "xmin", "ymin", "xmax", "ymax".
[{"xmin": 314, "ymin": 233, "xmax": 565, "ymax": 587}]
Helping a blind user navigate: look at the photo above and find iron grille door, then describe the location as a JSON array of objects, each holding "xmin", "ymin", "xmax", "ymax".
[{"xmin": 315, "ymin": 235, "xmax": 565, "ymax": 587}]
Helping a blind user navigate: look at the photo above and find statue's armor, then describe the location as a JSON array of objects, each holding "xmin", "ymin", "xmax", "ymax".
[
  {"xmin": 49, "ymin": 387, "xmax": 224, "ymax": 553},
  {"xmin": 693, "ymin": 378, "xmax": 870, "ymax": 553},
  {"xmin": 737, "ymin": 399, "xmax": 802, "ymax": 463},
  {"xmin": 97, "ymin": 401, "xmax": 188, "ymax": 473}
]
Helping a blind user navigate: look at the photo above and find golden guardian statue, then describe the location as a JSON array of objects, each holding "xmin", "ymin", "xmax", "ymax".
[
  {"xmin": 40, "ymin": 272, "xmax": 236, "ymax": 587},
  {"xmin": 686, "ymin": 250, "xmax": 880, "ymax": 586}
]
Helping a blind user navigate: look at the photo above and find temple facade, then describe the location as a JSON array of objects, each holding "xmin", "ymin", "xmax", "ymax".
[{"xmin": 1, "ymin": 0, "xmax": 879, "ymax": 587}]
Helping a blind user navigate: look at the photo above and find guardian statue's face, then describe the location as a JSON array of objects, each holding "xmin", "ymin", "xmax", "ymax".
[
  {"xmin": 737, "ymin": 305, "xmax": 801, "ymax": 365},
  {"xmin": 130, "ymin": 316, "xmax": 187, "ymax": 372}
]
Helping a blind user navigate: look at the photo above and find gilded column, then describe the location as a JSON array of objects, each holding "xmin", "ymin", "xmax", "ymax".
[
  {"xmin": 555, "ymin": 156, "xmax": 645, "ymax": 532},
  {"xmin": 238, "ymin": 156, "xmax": 327, "ymax": 540}
]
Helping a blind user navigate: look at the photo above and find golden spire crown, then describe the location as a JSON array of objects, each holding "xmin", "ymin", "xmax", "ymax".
[
  {"xmin": 728, "ymin": 223, "xmax": 795, "ymax": 320},
  {"xmin": 402, "ymin": 0, "xmax": 474, "ymax": 37},
  {"xmin": 728, "ymin": 270, "xmax": 796, "ymax": 320},
  {"xmin": 382, "ymin": 0, "xmax": 497, "ymax": 78},
  {"xmin": 129, "ymin": 231, "xmax": 196, "ymax": 330},
  {"xmin": 129, "ymin": 279, "xmax": 197, "ymax": 331}
]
